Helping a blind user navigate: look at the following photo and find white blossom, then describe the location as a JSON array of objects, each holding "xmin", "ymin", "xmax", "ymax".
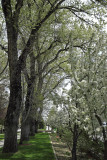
[{"xmin": 96, "ymin": 127, "xmax": 101, "ymax": 132}]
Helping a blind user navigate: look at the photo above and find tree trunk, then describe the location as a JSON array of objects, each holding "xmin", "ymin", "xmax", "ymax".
[
  {"xmin": 20, "ymin": 118, "xmax": 30, "ymax": 144},
  {"xmin": 72, "ymin": 138, "xmax": 77, "ymax": 160},
  {"xmin": 1, "ymin": 0, "xmax": 23, "ymax": 153},
  {"xmin": 3, "ymin": 125, "xmax": 18, "ymax": 153},
  {"xmin": 104, "ymin": 140, "xmax": 107, "ymax": 160},
  {"xmin": 3, "ymin": 67, "xmax": 22, "ymax": 153},
  {"xmin": 35, "ymin": 120, "xmax": 38, "ymax": 133},
  {"xmin": 20, "ymin": 77, "xmax": 35, "ymax": 143},
  {"xmin": 72, "ymin": 124, "xmax": 78, "ymax": 160},
  {"xmin": 0, "ymin": 126, "xmax": 3, "ymax": 133},
  {"xmin": 95, "ymin": 114, "xmax": 107, "ymax": 160},
  {"xmin": 30, "ymin": 118, "xmax": 35, "ymax": 136},
  {"xmin": 2, "ymin": 74, "xmax": 21, "ymax": 152}
]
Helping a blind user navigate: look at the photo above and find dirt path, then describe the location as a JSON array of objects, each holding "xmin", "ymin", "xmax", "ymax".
[{"xmin": 50, "ymin": 134, "xmax": 71, "ymax": 160}]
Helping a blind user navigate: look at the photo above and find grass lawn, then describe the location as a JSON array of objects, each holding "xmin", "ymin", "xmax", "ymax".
[
  {"xmin": 0, "ymin": 134, "xmax": 4, "ymax": 140},
  {"xmin": 0, "ymin": 133, "xmax": 20, "ymax": 140},
  {"xmin": 0, "ymin": 133, "xmax": 55, "ymax": 160}
]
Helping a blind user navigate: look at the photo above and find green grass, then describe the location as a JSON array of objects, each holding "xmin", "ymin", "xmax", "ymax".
[
  {"xmin": 0, "ymin": 134, "xmax": 4, "ymax": 140},
  {"xmin": 38, "ymin": 129, "xmax": 45, "ymax": 132},
  {"xmin": 0, "ymin": 133, "xmax": 55, "ymax": 160}
]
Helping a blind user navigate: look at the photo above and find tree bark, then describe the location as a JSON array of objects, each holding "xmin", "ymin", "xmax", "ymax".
[
  {"xmin": 95, "ymin": 114, "xmax": 107, "ymax": 160},
  {"xmin": 3, "ymin": 124, "xmax": 18, "ymax": 152},
  {"xmin": 20, "ymin": 51, "xmax": 36, "ymax": 143},
  {"xmin": 104, "ymin": 140, "xmax": 107, "ymax": 160},
  {"xmin": 72, "ymin": 124, "xmax": 78, "ymax": 160},
  {"xmin": 20, "ymin": 117, "xmax": 30, "ymax": 144},
  {"xmin": 2, "ymin": 60, "xmax": 22, "ymax": 153},
  {"xmin": 72, "ymin": 139, "xmax": 77, "ymax": 160},
  {"xmin": 30, "ymin": 118, "xmax": 35, "ymax": 136},
  {"xmin": 35, "ymin": 120, "xmax": 39, "ymax": 133},
  {"xmin": 20, "ymin": 82, "xmax": 34, "ymax": 144}
]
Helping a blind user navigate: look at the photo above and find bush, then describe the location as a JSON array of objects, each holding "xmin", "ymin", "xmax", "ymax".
[{"xmin": 78, "ymin": 131, "xmax": 103, "ymax": 160}]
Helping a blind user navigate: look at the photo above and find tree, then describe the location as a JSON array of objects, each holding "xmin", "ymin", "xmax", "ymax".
[
  {"xmin": 20, "ymin": 31, "xmax": 69, "ymax": 140},
  {"xmin": 20, "ymin": 51, "xmax": 36, "ymax": 143},
  {"xmin": 68, "ymin": 30, "xmax": 107, "ymax": 159}
]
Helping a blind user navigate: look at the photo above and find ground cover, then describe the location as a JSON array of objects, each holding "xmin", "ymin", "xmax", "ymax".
[
  {"xmin": 0, "ymin": 134, "xmax": 4, "ymax": 140},
  {"xmin": 50, "ymin": 133, "xmax": 103, "ymax": 160},
  {"xmin": 0, "ymin": 133, "xmax": 20, "ymax": 141},
  {"xmin": 0, "ymin": 133, "xmax": 55, "ymax": 160}
]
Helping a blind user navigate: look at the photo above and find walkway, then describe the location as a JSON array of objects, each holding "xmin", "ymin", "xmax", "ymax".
[{"xmin": 50, "ymin": 134, "xmax": 71, "ymax": 160}]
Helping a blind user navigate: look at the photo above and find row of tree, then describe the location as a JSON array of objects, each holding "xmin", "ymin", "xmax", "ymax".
[
  {"xmin": 0, "ymin": 1, "xmax": 107, "ymax": 160},
  {"xmin": 47, "ymin": 31, "xmax": 107, "ymax": 159}
]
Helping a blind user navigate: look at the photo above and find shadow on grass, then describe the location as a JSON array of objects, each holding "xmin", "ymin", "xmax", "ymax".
[{"xmin": 0, "ymin": 133, "xmax": 55, "ymax": 160}]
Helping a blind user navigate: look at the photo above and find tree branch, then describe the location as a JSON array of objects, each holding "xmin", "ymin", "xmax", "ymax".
[
  {"xmin": 23, "ymin": 68, "xmax": 30, "ymax": 84},
  {"xmin": 0, "ymin": 44, "xmax": 8, "ymax": 53},
  {"xmin": 43, "ymin": 60, "xmax": 68, "ymax": 78},
  {"xmin": 44, "ymin": 75, "xmax": 69, "ymax": 99},
  {"xmin": 95, "ymin": 112, "xmax": 106, "ymax": 141},
  {"xmin": 18, "ymin": 0, "xmax": 65, "ymax": 70},
  {"xmin": 1, "ymin": 0, "xmax": 12, "ymax": 22},
  {"xmin": 42, "ymin": 47, "xmax": 69, "ymax": 72},
  {"xmin": 35, "ymin": 40, "xmax": 59, "ymax": 60},
  {"xmin": 13, "ymin": 0, "xmax": 23, "ymax": 21},
  {"xmin": 0, "ymin": 58, "xmax": 8, "ymax": 76}
]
